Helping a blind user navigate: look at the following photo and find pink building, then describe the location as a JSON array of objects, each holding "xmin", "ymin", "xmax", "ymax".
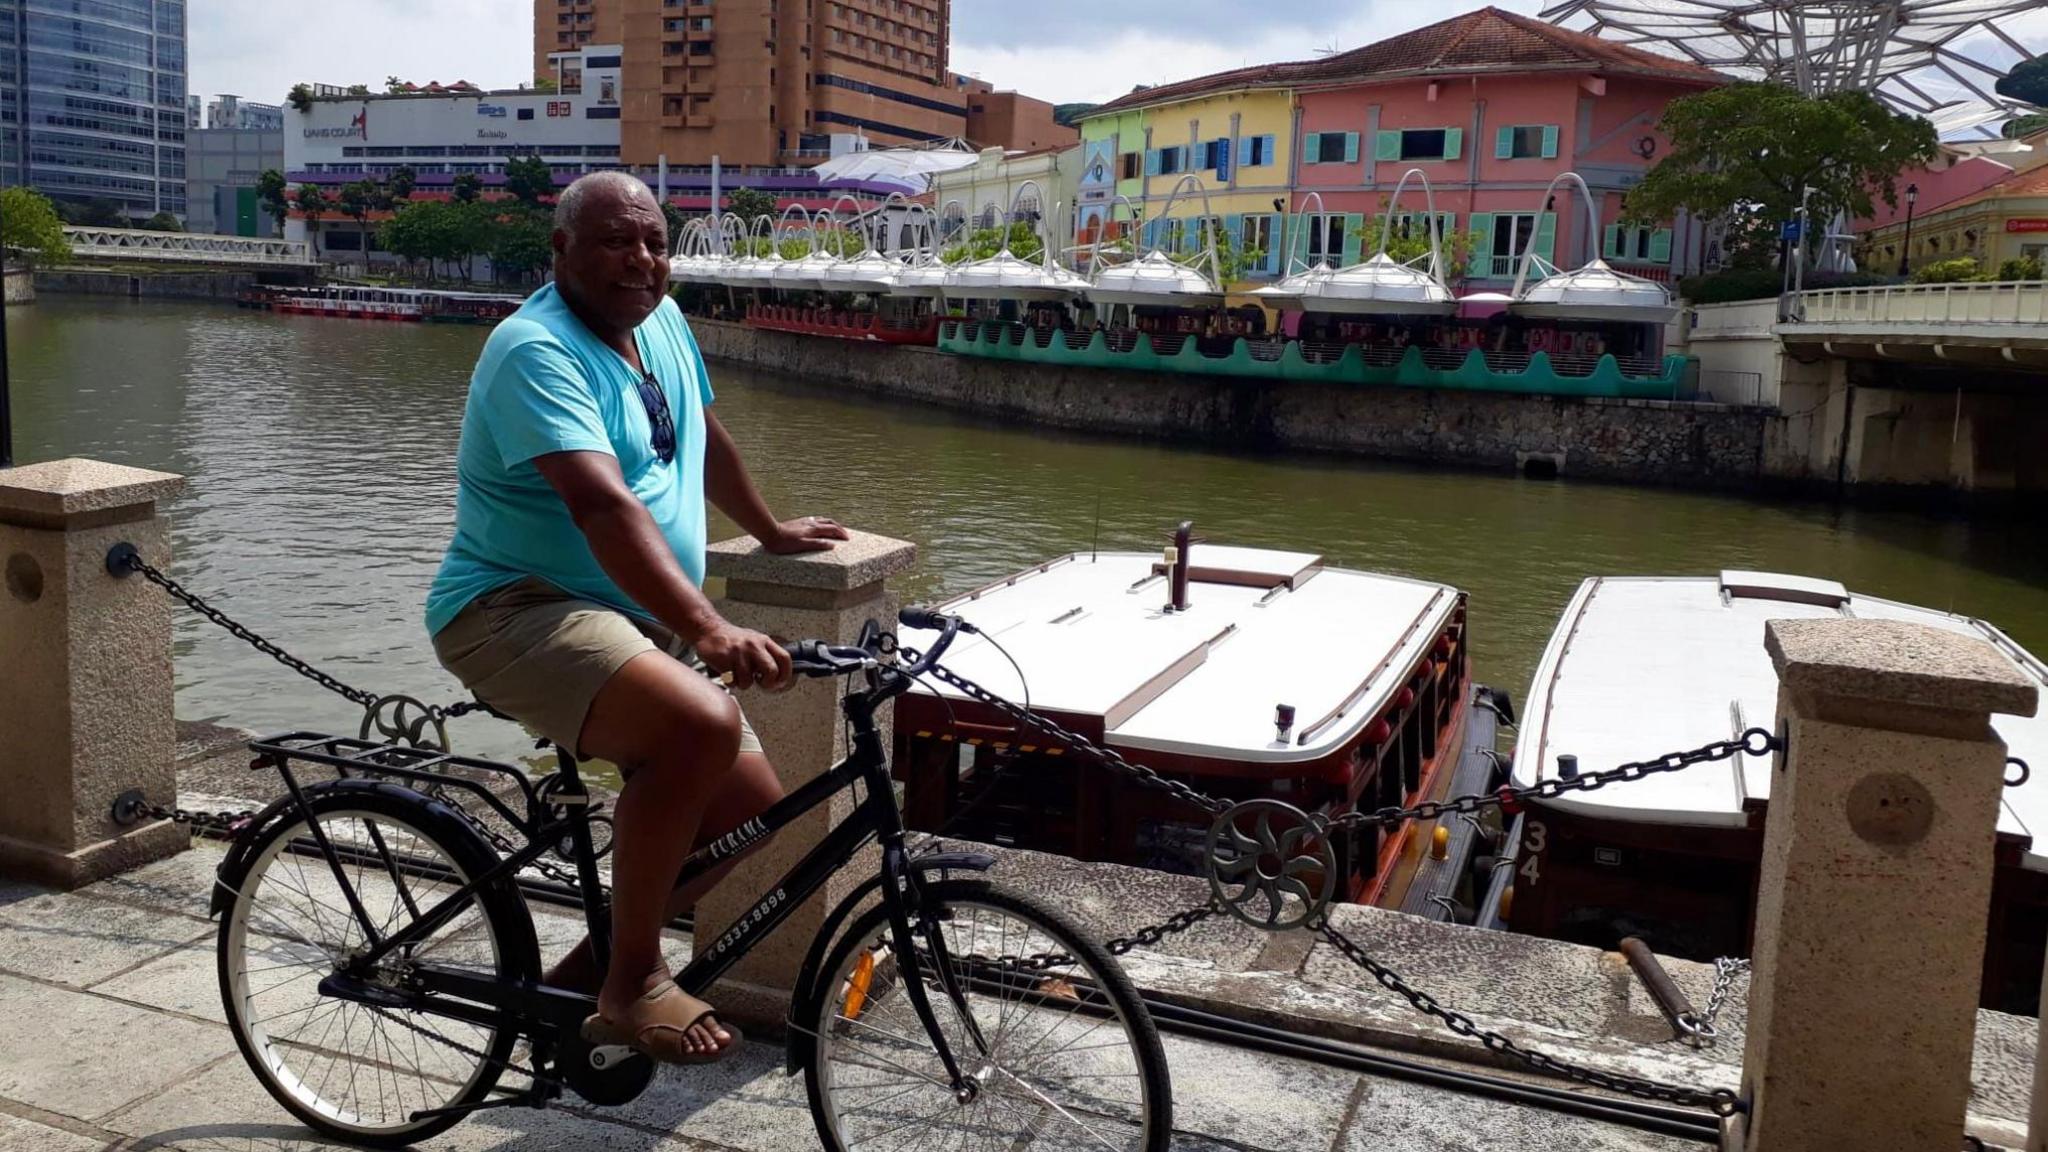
[{"xmin": 1289, "ymin": 9, "xmax": 1723, "ymax": 285}]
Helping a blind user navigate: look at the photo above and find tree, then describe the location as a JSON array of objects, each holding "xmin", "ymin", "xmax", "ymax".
[
  {"xmin": 490, "ymin": 207, "xmax": 555, "ymax": 283},
  {"xmin": 2003, "ymin": 113, "xmax": 2048, "ymax": 140},
  {"xmin": 941, "ymin": 220, "xmax": 1045, "ymax": 264},
  {"xmin": 296, "ymin": 183, "xmax": 332, "ymax": 257},
  {"xmin": 338, "ymin": 179, "xmax": 381, "ymax": 264},
  {"xmin": 255, "ymin": 169, "xmax": 291, "ymax": 228},
  {"xmin": 450, "ymin": 200, "xmax": 495, "ymax": 282},
  {"xmin": 1995, "ymin": 55, "xmax": 2048, "ymax": 109},
  {"xmin": 1367, "ymin": 212, "xmax": 1478, "ymax": 282},
  {"xmin": 60, "ymin": 198, "xmax": 127, "ymax": 227},
  {"xmin": 725, "ymin": 186, "xmax": 776, "ymax": 225},
  {"xmin": 1623, "ymin": 83, "xmax": 1939, "ymax": 270},
  {"xmin": 452, "ymin": 173, "xmax": 483, "ymax": 204},
  {"xmin": 286, "ymin": 83, "xmax": 314, "ymax": 113},
  {"xmin": 0, "ymin": 186, "xmax": 71, "ymax": 264},
  {"xmin": 378, "ymin": 200, "xmax": 441, "ymax": 280},
  {"xmin": 385, "ymin": 75, "xmax": 410, "ymax": 95},
  {"xmin": 140, "ymin": 211, "xmax": 185, "ymax": 232},
  {"xmin": 533, "ymin": 76, "xmax": 558, "ymax": 94},
  {"xmin": 387, "ymin": 166, "xmax": 416, "ymax": 204},
  {"xmin": 504, "ymin": 155, "xmax": 554, "ymax": 206},
  {"xmin": 345, "ymin": 83, "xmax": 370, "ymax": 97}
]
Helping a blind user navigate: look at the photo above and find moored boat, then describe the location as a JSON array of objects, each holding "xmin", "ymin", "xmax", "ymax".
[
  {"xmin": 1482, "ymin": 571, "xmax": 2048, "ymax": 1011},
  {"xmin": 895, "ymin": 527, "xmax": 1501, "ymax": 917}
]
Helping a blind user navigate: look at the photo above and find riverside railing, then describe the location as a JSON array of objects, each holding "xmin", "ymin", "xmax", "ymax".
[{"xmin": 1791, "ymin": 279, "xmax": 2048, "ymax": 326}]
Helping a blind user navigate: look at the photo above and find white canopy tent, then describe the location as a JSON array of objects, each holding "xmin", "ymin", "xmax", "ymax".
[{"xmin": 811, "ymin": 141, "xmax": 981, "ymax": 191}]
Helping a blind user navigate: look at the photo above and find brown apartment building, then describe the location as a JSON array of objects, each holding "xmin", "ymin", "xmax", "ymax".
[{"xmin": 535, "ymin": 0, "xmax": 1075, "ymax": 168}]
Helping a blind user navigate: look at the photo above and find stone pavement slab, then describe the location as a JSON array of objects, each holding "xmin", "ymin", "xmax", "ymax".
[
  {"xmin": 0, "ymin": 972, "xmax": 223, "ymax": 1119},
  {"xmin": 0, "ymin": 1109, "xmax": 104, "ymax": 1152},
  {"xmin": 0, "ymin": 887, "xmax": 212, "ymax": 988}
]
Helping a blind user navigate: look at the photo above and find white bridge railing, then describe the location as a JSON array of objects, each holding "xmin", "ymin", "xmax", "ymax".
[
  {"xmin": 62, "ymin": 227, "xmax": 313, "ymax": 267},
  {"xmin": 1790, "ymin": 280, "xmax": 2048, "ymax": 326}
]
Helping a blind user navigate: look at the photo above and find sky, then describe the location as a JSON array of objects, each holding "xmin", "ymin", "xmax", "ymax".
[
  {"xmin": 188, "ymin": 0, "xmax": 2045, "ymax": 116},
  {"xmin": 186, "ymin": 0, "xmax": 1545, "ymax": 109}
]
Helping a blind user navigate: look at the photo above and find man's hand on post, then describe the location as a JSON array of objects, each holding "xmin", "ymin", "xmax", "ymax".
[
  {"xmin": 762, "ymin": 515, "xmax": 852, "ymax": 555},
  {"xmin": 695, "ymin": 621, "xmax": 794, "ymax": 691}
]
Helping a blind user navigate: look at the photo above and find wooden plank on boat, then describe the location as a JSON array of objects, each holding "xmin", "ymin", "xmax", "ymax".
[
  {"xmin": 1104, "ymin": 624, "xmax": 1233, "ymax": 730},
  {"xmin": 1149, "ymin": 543, "xmax": 1323, "ymax": 590}
]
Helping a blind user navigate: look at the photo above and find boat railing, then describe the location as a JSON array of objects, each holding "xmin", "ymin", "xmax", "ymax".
[
  {"xmin": 1416, "ymin": 347, "xmax": 1468, "ymax": 371},
  {"xmin": 1298, "ymin": 340, "xmax": 1352, "ymax": 365},
  {"xmin": 1028, "ymin": 328, "xmax": 1057, "ymax": 349},
  {"xmin": 1357, "ymin": 345, "xmax": 1408, "ymax": 368},
  {"xmin": 1245, "ymin": 338, "xmax": 1287, "ymax": 363},
  {"xmin": 1104, "ymin": 329, "xmax": 1140, "ymax": 354},
  {"xmin": 1149, "ymin": 333, "xmax": 1188, "ymax": 357}
]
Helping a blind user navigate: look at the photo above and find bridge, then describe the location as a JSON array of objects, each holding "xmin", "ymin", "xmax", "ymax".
[
  {"xmin": 1779, "ymin": 280, "xmax": 2048, "ymax": 368},
  {"xmin": 61, "ymin": 226, "xmax": 313, "ymax": 268}
]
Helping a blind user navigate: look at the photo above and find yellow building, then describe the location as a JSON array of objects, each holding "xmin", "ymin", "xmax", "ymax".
[
  {"xmin": 1862, "ymin": 165, "xmax": 2048, "ymax": 276},
  {"xmin": 1076, "ymin": 87, "xmax": 1296, "ymax": 281}
]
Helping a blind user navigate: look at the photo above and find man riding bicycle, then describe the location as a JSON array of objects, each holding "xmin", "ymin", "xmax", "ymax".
[{"xmin": 426, "ymin": 171, "xmax": 847, "ymax": 1065}]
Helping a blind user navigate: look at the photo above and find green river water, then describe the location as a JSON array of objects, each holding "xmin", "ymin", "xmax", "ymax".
[{"xmin": 9, "ymin": 297, "xmax": 2047, "ymax": 768}]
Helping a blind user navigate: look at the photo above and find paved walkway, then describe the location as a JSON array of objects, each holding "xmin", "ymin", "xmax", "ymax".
[{"xmin": 0, "ymin": 842, "xmax": 1710, "ymax": 1151}]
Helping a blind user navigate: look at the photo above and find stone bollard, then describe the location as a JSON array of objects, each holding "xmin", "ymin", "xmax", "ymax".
[
  {"xmin": 0, "ymin": 459, "xmax": 188, "ymax": 888},
  {"xmin": 1738, "ymin": 618, "xmax": 2036, "ymax": 1152},
  {"xmin": 694, "ymin": 529, "xmax": 917, "ymax": 1034}
]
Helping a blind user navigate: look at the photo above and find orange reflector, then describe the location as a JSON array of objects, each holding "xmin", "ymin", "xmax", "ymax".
[
  {"xmin": 843, "ymin": 951, "xmax": 877, "ymax": 1020},
  {"xmin": 1430, "ymin": 824, "xmax": 1450, "ymax": 861},
  {"xmin": 1499, "ymin": 885, "xmax": 1515, "ymax": 919},
  {"xmin": 1020, "ymin": 745, "xmax": 1037, "ymax": 753},
  {"xmin": 915, "ymin": 730, "xmax": 932, "ymax": 738}
]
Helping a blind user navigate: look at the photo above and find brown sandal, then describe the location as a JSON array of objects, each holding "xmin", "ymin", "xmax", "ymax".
[{"xmin": 581, "ymin": 983, "xmax": 743, "ymax": 1065}]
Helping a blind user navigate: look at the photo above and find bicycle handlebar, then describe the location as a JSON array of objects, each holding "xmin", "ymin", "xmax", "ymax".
[{"xmin": 782, "ymin": 605, "xmax": 970, "ymax": 680}]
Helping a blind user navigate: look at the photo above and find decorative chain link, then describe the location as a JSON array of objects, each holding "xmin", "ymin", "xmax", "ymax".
[
  {"xmin": 1315, "ymin": 920, "xmax": 1743, "ymax": 1116},
  {"xmin": 1678, "ymin": 957, "xmax": 1752, "ymax": 1048},
  {"xmin": 132, "ymin": 800, "xmax": 258, "ymax": 838},
  {"xmin": 976, "ymin": 900, "xmax": 1221, "ymax": 973}
]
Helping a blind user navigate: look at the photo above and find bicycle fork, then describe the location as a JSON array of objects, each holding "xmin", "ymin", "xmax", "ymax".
[{"xmin": 879, "ymin": 845, "xmax": 992, "ymax": 1103}]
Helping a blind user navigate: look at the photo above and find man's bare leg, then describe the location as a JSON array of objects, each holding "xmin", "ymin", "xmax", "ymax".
[
  {"xmin": 576, "ymin": 650, "xmax": 743, "ymax": 1057},
  {"xmin": 545, "ymin": 751, "xmax": 784, "ymax": 995}
]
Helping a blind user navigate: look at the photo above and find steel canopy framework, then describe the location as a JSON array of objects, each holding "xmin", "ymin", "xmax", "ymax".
[{"xmin": 1541, "ymin": 1, "xmax": 2044, "ymax": 137}]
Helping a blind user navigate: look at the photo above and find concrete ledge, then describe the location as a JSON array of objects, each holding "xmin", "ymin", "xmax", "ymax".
[
  {"xmin": 0, "ymin": 822, "xmax": 188, "ymax": 890},
  {"xmin": 1767, "ymin": 618, "xmax": 2038, "ymax": 718},
  {"xmin": 0, "ymin": 458, "xmax": 185, "ymax": 525},
  {"xmin": 707, "ymin": 529, "xmax": 917, "ymax": 593}
]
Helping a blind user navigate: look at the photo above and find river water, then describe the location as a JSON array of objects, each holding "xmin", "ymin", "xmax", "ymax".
[{"xmin": 10, "ymin": 297, "xmax": 2048, "ymax": 768}]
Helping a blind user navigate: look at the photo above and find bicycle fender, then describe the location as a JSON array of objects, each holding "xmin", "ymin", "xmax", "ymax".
[
  {"xmin": 782, "ymin": 850, "xmax": 996, "ymax": 1075},
  {"xmin": 208, "ymin": 778, "xmax": 472, "ymax": 918}
]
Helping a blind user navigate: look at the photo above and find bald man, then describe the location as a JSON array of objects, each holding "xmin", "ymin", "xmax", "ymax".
[{"xmin": 427, "ymin": 172, "xmax": 847, "ymax": 1064}]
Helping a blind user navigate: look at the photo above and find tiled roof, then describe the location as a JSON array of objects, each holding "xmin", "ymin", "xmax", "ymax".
[
  {"xmin": 1093, "ymin": 7, "xmax": 1723, "ymax": 115},
  {"xmin": 1949, "ymin": 163, "xmax": 2048, "ymax": 212}
]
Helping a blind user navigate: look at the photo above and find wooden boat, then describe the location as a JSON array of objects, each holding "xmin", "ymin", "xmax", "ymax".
[
  {"xmin": 262, "ymin": 285, "xmax": 525, "ymax": 324},
  {"xmin": 895, "ymin": 528, "xmax": 1500, "ymax": 917},
  {"xmin": 1480, "ymin": 571, "xmax": 2048, "ymax": 1012}
]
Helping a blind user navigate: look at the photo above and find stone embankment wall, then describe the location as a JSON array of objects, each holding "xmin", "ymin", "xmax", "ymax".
[
  {"xmin": 2, "ymin": 263, "xmax": 32, "ymax": 304},
  {"xmin": 692, "ymin": 319, "xmax": 1767, "ymax": 486},
  {"xmin": 34, "ymin": 268, "xmax": 264, "ymax": 301}
]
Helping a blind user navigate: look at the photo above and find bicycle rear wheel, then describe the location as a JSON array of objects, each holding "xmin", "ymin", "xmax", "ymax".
[
  {"xmin": 802, "ymin": 878, "xmax": 1170, "ymax": 1152},
  {"xmin": 216, "ymin": 784, "xmax": 535, "ymax": 1147}
]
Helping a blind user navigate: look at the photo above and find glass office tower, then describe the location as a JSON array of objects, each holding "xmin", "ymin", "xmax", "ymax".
[{"xmin": 0, "ymin": 0, "xmax": 188, "ymax": 219}]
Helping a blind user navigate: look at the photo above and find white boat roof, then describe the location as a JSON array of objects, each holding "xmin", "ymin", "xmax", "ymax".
[
  {"xmin": 1515, "ymin": 571, "xmax": 2048, "ymax": 866},
  {"xmin": 901, "ymin": 546, "xmax": 1460, "ymax": 764}
]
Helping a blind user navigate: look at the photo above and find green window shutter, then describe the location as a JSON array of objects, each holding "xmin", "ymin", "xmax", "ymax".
[
  {"xmin": 1261, "ymin": 135, "xmax": 1276, "ymax": 166},
  {"xmin": 1443, "ymin": 127, "xmax": 1461, "ymax": 161},
  {"xmin": 1144, "ymin": 149, "xmax": 1160, "ymax": 177},
  {"xmin": 1649, "ymin": 227, "xmax": 1673, "ymax": 264},
  {"xmin": 1374, "ymin": 130, "xmax": 1400, "ymax": 162},
  {"xmin": 1238, "ymin": 137, "xmax": 1253, "ymax": 168},
  {"xmin": 1343, "ymin": 132, "xmax": 1360, "ymax": 163},
  {"xmin": 1603, "ymin": 224, "xmax": 1621, "ymax": 259},
  {"xmin": 1467, "ymin": 213, "xmax": 1494, "ymax": 278},
  {"xmin": 1304, "ymin": 133, "xmax": 1322, "ymax": 164},
  {"xmin": 1495, "ymin": 125, "xmax": 1514, "ymax": 159},
  {"xmin": 1341, "ymin": 213, "xmax": 1365, "ymax": 267},
  {"xmin": 1541, "ymin": 124, "xmax": 1559, "ymax": 159},
  {"xmin": 1534, "ymin": 212, "xmax": 1557, "ymax": 262}
]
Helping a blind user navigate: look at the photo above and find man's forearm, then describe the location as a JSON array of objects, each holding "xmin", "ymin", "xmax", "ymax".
[
  {"xmin": 704, "ymin": 414, "xmax": 782, "ymax": 541},
  {"xmin": 576, "ymin": 496, "xmax": 723, "ymax": 642}
]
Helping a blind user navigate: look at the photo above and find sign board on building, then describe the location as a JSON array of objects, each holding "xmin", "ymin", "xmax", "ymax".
[
  {"xmin": 548, "ymin": 101, "xmax": 571, "ymax": 118},
  {"xmin": 478, "ymin": 104, "xmax": 508, "ymax": 118},
  {"xmin": 2005, "ymin": 219, "xmax": 2048, "ymax": 234}
]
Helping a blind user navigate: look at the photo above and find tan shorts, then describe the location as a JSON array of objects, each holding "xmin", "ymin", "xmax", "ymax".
[{"xmin": 432, "ymin": 576, "xmax": 761, "ymax": 759}]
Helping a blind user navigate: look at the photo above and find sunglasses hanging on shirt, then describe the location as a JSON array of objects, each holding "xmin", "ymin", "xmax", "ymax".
[{"xmin": 634, "ymin": 371, "xmax": 676, "ymax": 465}]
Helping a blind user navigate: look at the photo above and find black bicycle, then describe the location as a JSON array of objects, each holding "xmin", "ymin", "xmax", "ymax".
[{"xmin": 209, "ymin": 607, "xmax": 1171, "ymax": 1151}]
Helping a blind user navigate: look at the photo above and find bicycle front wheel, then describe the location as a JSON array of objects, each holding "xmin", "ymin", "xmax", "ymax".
[{"xmin": 802, "ymin": 878, "xmax": 1170, "ymax": 1152}]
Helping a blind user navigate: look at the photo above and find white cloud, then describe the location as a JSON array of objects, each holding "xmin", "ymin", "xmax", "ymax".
[{"xmin": 188, "ymin": 0, "xmax": 535, "ymax": 104}]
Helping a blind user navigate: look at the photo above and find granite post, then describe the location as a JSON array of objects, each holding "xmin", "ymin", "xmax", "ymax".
[
  {"xmin": 694, "ymin": 529, "xmax": 917, "ymax": 1034},
  {"xmin": 0, "ymin": 459, "xmax": 188, "ymax": 888},
  {"xmin": 1743, "ymin": 618, "xmax": 2036, "ymax": 1152}
]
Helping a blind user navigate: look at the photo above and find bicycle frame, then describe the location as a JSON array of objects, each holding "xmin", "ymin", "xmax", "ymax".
[{"xmin": 286, "ymin": 660, "xmax": 987, "ymax": 1091}]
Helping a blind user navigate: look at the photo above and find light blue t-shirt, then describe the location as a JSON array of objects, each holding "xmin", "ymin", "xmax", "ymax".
[{"xmin": 425, "ymin": 284, "xmax": 713, "ymax": 636}]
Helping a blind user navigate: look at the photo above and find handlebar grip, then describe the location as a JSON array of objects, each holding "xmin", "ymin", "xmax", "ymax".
[{"xmin": 899, "ymin": 605, "xmax": 949, "ymax": 631}]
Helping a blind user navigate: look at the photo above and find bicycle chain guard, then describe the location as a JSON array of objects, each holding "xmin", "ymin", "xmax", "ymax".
[
  {"xmin": 1204, "ymin": 799, "xmax": 1337, "ymax": 931},
  {"xmin": 556, "ymin": 1034, "xmax": 654, "ymax": 1106}
]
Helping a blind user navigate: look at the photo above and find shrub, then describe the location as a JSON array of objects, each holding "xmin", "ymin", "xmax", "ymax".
[
  {"xmin": 1910, "ymin": 257, "xmax": 1990, "ymax": 285},
  {"xmin": 1997, "ymin": 256, "xmax": 2043, "ymax": 281},
  {"xmin": 1678, "ymin": 267, "xmax": 1890, "ymax": 304}
]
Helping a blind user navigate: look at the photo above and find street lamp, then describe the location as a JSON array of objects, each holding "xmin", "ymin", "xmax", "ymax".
[{"xmin": 1898, "ymin": 182, "xmax": 1919, "ymax": 277}]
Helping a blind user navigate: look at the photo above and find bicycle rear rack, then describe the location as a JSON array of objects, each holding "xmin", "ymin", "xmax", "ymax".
[{"xmin": 249, "ymin": 731, "xmax": 547, "ymax": 840}]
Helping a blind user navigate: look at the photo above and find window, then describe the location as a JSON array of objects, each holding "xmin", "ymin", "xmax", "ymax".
[
  {"xmin": 1400, "ymin": 129, "xmax": 1446, "ymax": 160},
  {"xmin": 1306, "ymin": 213, "xmax": 1346, "ymax": 265},
  {"xmin": 1151, "ymin": 146, "xmax": 1185, "ymax": 175},
  {"xmin": 1495, "ymin": 124, "xmax": 1558, "ymax": 160},
  {"xmin": 517, "ymin": 107, "xmax": 534, "ymax": 120},
  {"xmin": 1238, "ymin": 134, "xmax": 1274, "ymax": 167},
  {"xmin": 1202, "ymin": 138, "xmax": 1229, "ymax": 171},
  {"xmin": 1605, "ymin": 224, "xmax": 1671, "ymax": 264},
  {"xmin": 1119, "ymin": 151, "xmax": 1140, "ymax": 180},
  {"xmin": 584, "ymin": 106, "xmax": 620, "ymax": 118},
  {"xmin": 1240, "ymin": 213, "xmax": 1273, "ymax": 261},
  {"xmin": 1304, "ymin": 131, "xmax": 1354, "ymax": 164},
  {"xmin": 1387, "ymin": 212, "xmax": 1454, "ymax": 244}
]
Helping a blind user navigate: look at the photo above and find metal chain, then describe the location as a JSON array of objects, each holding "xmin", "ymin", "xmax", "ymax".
[
  {"xmin": 115, "ymin": 547, "xmax": 485, "ymax": 727},
  {"xmin": 1677, "ymin": 958, "xmax": 1751, "ymax": 1048},
  {"xmin": 130, "ymin": 800, "xmax": 258, "ymax": 838},
  {"xmin": 363, "ymin": 1002, "xmax": 551, "ymax": 1090},
  {"xmin": 909, "ymin": 648, "xmax": 1781, "ymax": 835},
  {"xmin": 979, "ymin": 900, "xmax": 1221, "ymax": 973},
  {"xmin": 1316, "ymin": 919, "xmax": 1743, "ymax": 1116}
]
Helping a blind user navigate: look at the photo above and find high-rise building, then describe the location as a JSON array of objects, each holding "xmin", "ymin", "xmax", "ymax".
[
  {"xmin": 0, "ymin": 0, "xmax": 189, "ymax": 219},
  {"xmin": 207, "ymin": 95, "xmax": 284, "ymax": 132},
  {"xmin": 533, "ymin": 0, "xmax": 967, "ymax": 168}
]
